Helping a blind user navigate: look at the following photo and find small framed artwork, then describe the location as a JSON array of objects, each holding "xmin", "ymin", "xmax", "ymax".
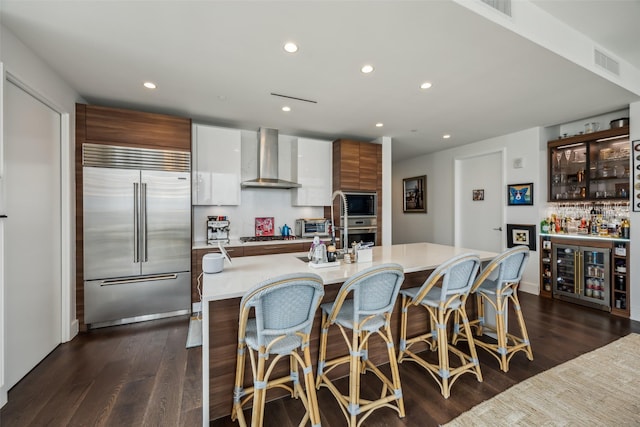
[
  {"xmin": 472, "ymin": 189, "xmax": 484, "ymax": 201},
  {"xmin": 403, "ymin": 175, "xmax": 427, "ymax": 213},
  {"xmin": 255, "ymin": 217, "xmax": 274, "ymax": 236},
  {"xmin": 507, "ymin": 224, "xmax": 536, "ymax": 251},
  {"xmin": 507, "ymin": 182, "xmax": 533, "ymax": 206}
]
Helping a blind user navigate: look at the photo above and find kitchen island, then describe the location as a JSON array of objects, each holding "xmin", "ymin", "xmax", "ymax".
[{"xmin": 200, "ymin": 242, "xmax": 498, "ymax": 425}]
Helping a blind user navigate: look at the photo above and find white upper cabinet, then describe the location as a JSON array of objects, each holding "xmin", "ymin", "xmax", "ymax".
[
  {"xmin": 192, "ymin": 124, "xmax": 241, "ymax": 205},
  {"xmin": 291, "ymin": 137, "xmax": 332, "ymax": 206}
]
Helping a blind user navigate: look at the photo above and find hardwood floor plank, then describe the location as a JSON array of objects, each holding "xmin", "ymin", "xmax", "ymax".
[{"xmin": 141, "ymin": 322, "xmax": 189, "ymax": 426}]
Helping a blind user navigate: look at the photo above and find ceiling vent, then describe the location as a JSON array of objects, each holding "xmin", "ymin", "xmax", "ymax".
[
  {"xmin": 594, "ymin": 48, "xmax": 620, "ymax": 76},
  {"xmin": 481, "ymin": 0, "xmax": 512, "ymax": 17}
]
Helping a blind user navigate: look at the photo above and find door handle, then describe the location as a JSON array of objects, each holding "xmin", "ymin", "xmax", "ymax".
[
  {"xmin": 133, "ymin": 183, "xmax": 139, "ymax": 263},
  {"xmin": 492, "ymin": 227, "xmax": 503, "ymax": 231},
  {"xmin": 141, "ymin": 182, "xmax": 147, "ymax": 262}
]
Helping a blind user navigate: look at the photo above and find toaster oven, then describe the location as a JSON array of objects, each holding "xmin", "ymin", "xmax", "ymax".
[{"xmin": 295, "ymin": 218, "xmax": 330, "ymax": 238}]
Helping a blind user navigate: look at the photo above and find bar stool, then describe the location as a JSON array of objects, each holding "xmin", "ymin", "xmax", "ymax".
[
  {"xmin": 231, "ymin": 273, "xmax": 325, "ymax": 427},
  {"xmin": 315, "ymin": 263, "xmax": 405, "ymax": 427},
  {"xmin": 397, "ymin": 253, "xmax": 482, "ymax": 399},
  {"xmin": 461, "ymin": 245, "xmax": 533, "ymax": 372}
]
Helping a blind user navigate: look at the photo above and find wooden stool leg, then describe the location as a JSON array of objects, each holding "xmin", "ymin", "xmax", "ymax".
[
  {"xmin": 251, "ymin": 349, "xmax": 267, "ymax": 427},
  {"xmin": 495, "ymin": 292, "xmax": 509, "ymax": 372},
  {"xmin": 348, "ymin": 330, "xmax": 361, "ymax": 427},
  {"xmin": 435, "ymin": 307, "xmax": 451, "ymax": 398},
  {"xmin": 512, "ymin": 293, "xmax": 534, "ymax": 361},
  {"xmin": 460, "ymin": 307, "xmax": 483, "ymax": 382},
  {"xmin": 316, "ymin": 311, "xmax": 329, "ymax": 388},
  {"xmin": 475, "ymin": 293, "xmax": 485, "ymax": 336},
  {"xmin": 302, "ymin": 341, "xmax": 322, "ymax": 426},
  {"xmin": 398, "ymin": 295, "xmax": 409, "ymax": 362},
  {"xmin": 384, "ymin": 321, "xmax": 405, "ymax": 417},
  {"xmin": 232, "ymin": 339, "xmax": 248, "ymax": 424}
]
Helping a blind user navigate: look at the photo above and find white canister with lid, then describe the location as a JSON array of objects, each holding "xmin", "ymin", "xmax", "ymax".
[{"xmin": 203, "ymin": 253, "xmax": 225, "ymax": 273}]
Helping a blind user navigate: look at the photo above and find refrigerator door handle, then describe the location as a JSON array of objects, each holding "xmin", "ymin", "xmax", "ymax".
[
  {"xmin": 98, "ymin": 273, "xmax": 179, "ymax": 286},
  {"xmin": 133, "ymin": 182, "xmax": 140, "ymax": 263},
  {"xmin": 141, "ymin": 182, "xmax": 148, "ymax": 262}
]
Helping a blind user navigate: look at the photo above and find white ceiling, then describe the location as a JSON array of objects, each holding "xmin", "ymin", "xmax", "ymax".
[{"xmin": 1, "ymin": 0, "xmax": 639, "ymax": 162}]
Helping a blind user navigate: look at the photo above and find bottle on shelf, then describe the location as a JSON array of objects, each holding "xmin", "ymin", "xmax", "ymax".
[
  {"xmin": 541, "ymin": 218, "xmax": 550, "ymax": 234},
  {"xmin": 621, "ymin": 218, "xmax": 630, "ymax": 239},
  {"xmin": 590, "ymin": 206, "xmax": 598, "ymax": 235}
]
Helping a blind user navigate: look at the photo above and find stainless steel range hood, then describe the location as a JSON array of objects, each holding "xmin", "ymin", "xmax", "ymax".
[{"xmin": 241, "ymin": 128, "xmax": 301, "ymax": 189}]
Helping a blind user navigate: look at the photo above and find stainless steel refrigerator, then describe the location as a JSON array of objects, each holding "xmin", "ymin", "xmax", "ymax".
[{"xmin": 83, "ymin": 143, "xmax": 191, "ymax": 328}]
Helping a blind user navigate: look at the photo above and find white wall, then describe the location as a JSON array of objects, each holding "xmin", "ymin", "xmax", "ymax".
[
  {"xmin": 393, "ymin": 127, "xmax": 542, "ymax": 294},
  {"xmin": 1, "ymin": 24, "xmax": 82, "ymax": 407}
]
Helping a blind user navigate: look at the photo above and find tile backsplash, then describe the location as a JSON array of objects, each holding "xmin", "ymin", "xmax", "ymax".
[{"xmin": 193, "ymin": 188, "xmax": 324, "ymax": 241}]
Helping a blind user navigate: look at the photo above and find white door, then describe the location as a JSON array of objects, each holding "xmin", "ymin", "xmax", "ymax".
[
  {"xmin": 4, "ymin": 80, "xmax": 62, "ymax": 389},
  {"xmin": 456, "ymin": 151, "xmax": 503, "ymax": 253}
]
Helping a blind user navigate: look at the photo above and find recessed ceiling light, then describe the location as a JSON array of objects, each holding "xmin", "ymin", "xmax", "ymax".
[
  {"xmin": 420, "ymin": 82, "xmax": 432, "ymax": 90},
  {"xmin": 375, "ymin": 123, "xmax": 384, "ymax": 127},
  {"xmin": 282, "ymin": 106, "xmax": 291, "ymax": 112},
  {"xmin": 143, "ymin": 82, "xmax": 156, "ymax": 89},
  {"xmin": 284, "ymin": 42, "xmax": 298, "ymax": 53},
  {"xmin": 361, "ymin": 64, "xmax": 374, "ymax": 74},
  {"xmin": 443, "ymin": 134, "xmax": 451, "ymax": 139}
]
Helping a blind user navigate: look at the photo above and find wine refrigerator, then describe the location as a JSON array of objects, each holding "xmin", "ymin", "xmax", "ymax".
[{"xmin": 552, "ymin": 243, "xmax": 611, "ymax": 311}]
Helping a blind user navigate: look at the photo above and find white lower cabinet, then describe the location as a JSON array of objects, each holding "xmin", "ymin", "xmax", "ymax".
[
  {"xmin": 291, "ymin": 137, "xmax": 332, "ymax": 206},
  {"xmin": 192, "ymin": 124, "xmax": 241, "ymax": 205}
]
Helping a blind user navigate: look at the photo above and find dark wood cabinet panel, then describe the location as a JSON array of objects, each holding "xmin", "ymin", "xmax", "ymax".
[
  {"xmin": 83, "ymin": 104, "xmax": 191, "ymax": 151},
  {"xmin": 243, "ymin": 243, "xmax": 305, "ymax": 257},
  {"xmin": 333, "ymin": 139, "xmax": 361, "ymax": 191},
  {"xmin": 332, "ymin": 139, "xmax": 381, "ymax": 191},
  {"xmin": 359, "ymin": 142, "xmax": 380, "ymax": 191}
]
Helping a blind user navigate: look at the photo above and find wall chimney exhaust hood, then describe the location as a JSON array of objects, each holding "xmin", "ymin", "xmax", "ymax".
[{"xmin": 241, "ymin": 128, "xmax": 301, "ymax": 189}]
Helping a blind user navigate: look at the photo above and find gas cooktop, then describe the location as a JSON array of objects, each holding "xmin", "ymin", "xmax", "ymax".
[{"xmin": 240, "ymin": 236, "xmax": 297, "ymax": 242}]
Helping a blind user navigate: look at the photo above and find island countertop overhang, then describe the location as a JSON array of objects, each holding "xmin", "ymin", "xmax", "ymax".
[{"xmin": 201, "ymin": 242, "xmax": 498, "ymax": 301}]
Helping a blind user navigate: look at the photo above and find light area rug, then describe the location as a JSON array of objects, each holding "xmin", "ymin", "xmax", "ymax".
[
  {"xmin": 186, "ymin": 315, "xmax": 202, "ymax": 349},
  {"xmin": 445, "ymin": 333, "xmax": 640, "ymax": 426}
]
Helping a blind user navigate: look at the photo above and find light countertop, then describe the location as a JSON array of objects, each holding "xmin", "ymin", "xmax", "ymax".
[
  {"xmin": 540, "ymin": 232, "xmax": 630, "ymax": 243},
  {"xmin": 192, "ymin": 237, "xmax": 327, "ymax": 250},
  {"xmin": 202, "ymin": 242, "xmax": 498, "ymax": 301}
]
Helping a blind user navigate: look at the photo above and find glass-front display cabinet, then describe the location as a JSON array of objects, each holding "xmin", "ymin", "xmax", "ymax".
[{"xmin": 548, "ymin": 126, "xmax": 630, "ymax": 202}]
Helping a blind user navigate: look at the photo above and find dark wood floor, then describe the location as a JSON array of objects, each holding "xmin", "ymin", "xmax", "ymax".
[{"xmin": 2, "ymin": 293, "xmax": 639, "ymax": 427}]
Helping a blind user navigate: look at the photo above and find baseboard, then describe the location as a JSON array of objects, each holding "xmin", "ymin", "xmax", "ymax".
[
  {"xmin": 520, "ymin": 280, "xmax": 539, "ymax": 296},
  {"xmin": 0, "ymin": 385, "xmax": 7, "ymax": 408},
  {"xmin": 192, "ymin": 302, "xmax": 202, "ymax": 313},
  {"xmin": 69, "ymin": 319, "xmax": 79, "ymax": 340}
]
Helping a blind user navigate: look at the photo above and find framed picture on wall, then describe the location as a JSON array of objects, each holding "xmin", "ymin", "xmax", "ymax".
[
  {"xmin": 506, "ymin": 224, "xmax": 536, "ymax": 251},
  {"xmin": 507, "ymin": 183, "xmax": 533, "ymax": 206},
  {"xmin": 403, "ymin": 175, "xmax": 427, "ymax": 213}
]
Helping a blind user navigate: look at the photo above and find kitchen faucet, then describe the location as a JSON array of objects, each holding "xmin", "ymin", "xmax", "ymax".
[{"xmin": 330, "ymin": 190, "xmax": 348, "ymax": 254}]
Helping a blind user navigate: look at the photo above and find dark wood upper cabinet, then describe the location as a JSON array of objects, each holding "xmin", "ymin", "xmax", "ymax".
[
  {"xmin": 79, "ymin": 104, "xmax": 191, "ymax": 151},
  {"xmin": 547, "ymin": 126, "xmax": 630, "ymax": 202},
  {"xmin": 333, "ymin": 139, "xmax": 381, "ymax": 192}
]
